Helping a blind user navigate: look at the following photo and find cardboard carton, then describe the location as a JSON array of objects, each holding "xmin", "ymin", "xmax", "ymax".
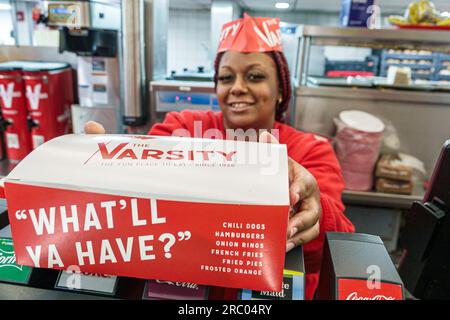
[
  {"xmin": 376, "ymin": 154, "xmax": 413, "ymax": 182},
  {"xmin": 3, "ymin": 134, "xmax": 290, "ymax": 292},
  {"xmin": 376, "ymin": 178, "xmax": 413, "ymax": 195}
]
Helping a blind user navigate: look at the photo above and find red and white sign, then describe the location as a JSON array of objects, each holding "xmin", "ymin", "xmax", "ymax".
[
  {"xmin": 338, "ymin": 278, "xmax": 404, "ymax": 300},
  {"xmin": 218, "ymin": 13, "xmax": 282, "ymax": 53},
  {"xmin": 4, "ymin": 134, "xmax": 290, "ymax": 292}
]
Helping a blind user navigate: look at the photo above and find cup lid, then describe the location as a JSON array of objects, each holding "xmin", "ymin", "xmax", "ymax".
[{"xmin": 339, "ymin": 110, "xmax": 385, "ymax": 133}]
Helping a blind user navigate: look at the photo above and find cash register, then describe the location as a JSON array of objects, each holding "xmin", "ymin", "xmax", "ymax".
[{"xmin": 398, "ymin": 140, "xmax": 450, "ymax": 299}]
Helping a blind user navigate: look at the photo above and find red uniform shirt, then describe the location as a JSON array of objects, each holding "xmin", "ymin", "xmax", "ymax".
[{"xmin": 149, "ymin": 110, "xmax": 355, "ymax": 300}]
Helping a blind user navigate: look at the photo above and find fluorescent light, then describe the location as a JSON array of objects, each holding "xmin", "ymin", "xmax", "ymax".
[
  {"xmin": 0, "ymin": 4, "xmax": 12, "ymax": 10},
  {"xmin": 275, "ymin": 2, "xmax": 290, "ymax": 9}
]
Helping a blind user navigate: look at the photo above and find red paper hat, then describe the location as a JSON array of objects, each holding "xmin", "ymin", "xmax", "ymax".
[{"xmin": 217, "ymin": 13, "xmax": 283, "ymax": 53}]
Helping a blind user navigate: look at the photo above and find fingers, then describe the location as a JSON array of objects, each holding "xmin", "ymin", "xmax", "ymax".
[
  {"xmin": 258, "ymin": 131, "xmax": 279, "ymax": 144},
  {"xmin": 287, "ymin": 197, "xmax": 321, "ymax": 237},
  {"xmin": 259, "ymin": 132, "xmax": 320, "ymax": 250},
  {"xmin": 286, "ymin": 221, "xmax": 320, "ymax": 252},
  {"xmin": 84, "ymin": 121, "xmax": 106, "ymax": 134},
  {"xmin": 289, "ymin": 178, "xmax": 305, "ymax": 206},
  {"xmin": 288, "ymin": 159, "xmax": 317, "ymax": 206},
  {"xmin": 288, "ymin": 158, "xmax": 304, "ymax": 205}
]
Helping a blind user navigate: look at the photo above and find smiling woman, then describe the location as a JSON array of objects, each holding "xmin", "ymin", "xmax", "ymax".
[
  {"xmin": 215, "ymin": 51, "xmax": 290, "ymax": 131},
  {"xmin": 85, "ymin": 13, "xmax": 355, "ymax": 300}
]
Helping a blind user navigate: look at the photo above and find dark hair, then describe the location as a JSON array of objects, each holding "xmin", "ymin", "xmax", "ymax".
[{"xmin": 213, "ymin": 51, "xmax": 292, "ymax": 123}]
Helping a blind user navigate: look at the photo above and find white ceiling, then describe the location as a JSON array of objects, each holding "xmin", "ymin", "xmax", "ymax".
[{"xmin": 169, "ymin": 0, "xmax": 450, "ymax": 13}]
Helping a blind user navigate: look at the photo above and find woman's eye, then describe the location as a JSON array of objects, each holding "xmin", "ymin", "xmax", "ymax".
[
  {"xmin": 248, "ymin": 73, "xmax": 265, "ymax": 81},
  {"xmin": 218, "ymin": 75, "xmax": 233, "ymax": 82}
]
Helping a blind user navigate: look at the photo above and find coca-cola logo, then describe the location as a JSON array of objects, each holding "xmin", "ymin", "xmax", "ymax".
[
  {"xmin": 346, "ymin": 292, "xmax": 395, "ymax": 300},
  {"xmin": 338, "ymin": 279, "xmax": 403, "ymax": 300},
  {"xmin": 155, "ymin": 280, "xmax": 199, "ymax": 290}
]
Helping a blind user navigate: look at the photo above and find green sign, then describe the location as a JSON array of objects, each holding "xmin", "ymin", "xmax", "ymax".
[{"xmin": 0, "ymin": 238, "xmax": 32, "ymax": 284}]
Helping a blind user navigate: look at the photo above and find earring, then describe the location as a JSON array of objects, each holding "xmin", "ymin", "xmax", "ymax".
[{"xmin": 278, "ymin": 97, "xmax": 282, "ymax": 105}]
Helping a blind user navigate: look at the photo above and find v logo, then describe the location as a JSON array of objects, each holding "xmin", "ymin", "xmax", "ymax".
[
  {"xmin": 26, "ymin": 84, "xmax": 48, "ymax": 111},
  {"xmin": 0, "ymin": 83, "xmax": 21, "ymax": 109},
  {"xmin": 253, "ymin": 21, "xmax": 281, "ymax": 48}
]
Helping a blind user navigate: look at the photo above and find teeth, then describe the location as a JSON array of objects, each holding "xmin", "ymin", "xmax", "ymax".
[{"xmin": 231, "ymin": 103, "xmax": 251, "ymax": 108}]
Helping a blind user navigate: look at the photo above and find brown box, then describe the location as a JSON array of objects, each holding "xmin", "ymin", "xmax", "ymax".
[
  {"xmin": 376, "ymin": 178, "xmax": 413, "ymax": 195},
  {"xmin": 376, "ymin": 154, "xmax": 413, "ymax": 182}
]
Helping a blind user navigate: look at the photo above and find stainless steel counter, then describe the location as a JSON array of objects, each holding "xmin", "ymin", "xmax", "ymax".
[
  {"xmin": 342, "ymin": 190, "xmax": 422, "ymax": 210},
  {"xmin": 150, "ymin": 79, "xmax": 215, "ymax": 89},
  {"xmin": 149, "ymin": 80, "xmax": 217, "ymax": 127}
]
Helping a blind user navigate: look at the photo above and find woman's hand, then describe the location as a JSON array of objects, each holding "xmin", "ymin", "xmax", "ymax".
[
  {"xmin": 84, "ymin": 121, "xmax": 106, "ymax": 134},
  {"xmin": 259, "ymin": 132, "xmax": 322, "ymax": 252}
]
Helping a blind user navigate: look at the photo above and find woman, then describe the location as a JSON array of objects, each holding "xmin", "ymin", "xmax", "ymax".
[{"xmin": 85, "ymin": 14, "xmax": 355, "ymax": 299}]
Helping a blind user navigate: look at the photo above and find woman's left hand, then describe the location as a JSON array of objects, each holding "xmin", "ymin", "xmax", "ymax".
[
  {"xmin": 285, "ymin": 157, "xmax": 321, "ymax": 252},
  {"xmin": 259, "ymin": 132, "xmax": 322, "ymax": 252}
]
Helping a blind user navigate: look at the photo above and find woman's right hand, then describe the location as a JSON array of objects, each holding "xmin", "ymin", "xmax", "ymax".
[{"xmin": 84, "ymin": 121, "xmax": 106, "ymax": 134}]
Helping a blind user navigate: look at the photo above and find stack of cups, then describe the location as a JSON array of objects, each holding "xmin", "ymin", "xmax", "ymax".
[{"xmin": 334, "ymin": 110, "xmax": 385, "ymax": 191}]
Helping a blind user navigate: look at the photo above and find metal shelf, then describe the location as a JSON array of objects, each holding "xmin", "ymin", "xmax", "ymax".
[
  {"xmin": 383, "ymin": 54, "xmax": 435, "ymax": 60},
  {"xmin": 294, "ymin": 26, "xmax": 450, "ymax": 88},
  {"xmin": 439, "ymin": 53, "xmax": 450, "ymax": 61},
  {"xmin": 381, "ymin": 63, "xmax": 434, "ymax": 70},
  {"xmin": 295, "ymin": 85, "xmax": 450, "ymax": 104},
  {"xmin": 297, "ymin": 25, "xmax": 450, "ymax": 53},
  {"xmin": 342, "ymin": 190, "xmax": 423, "ymax": 209},
  {"xmin": 437, "ymin": 74, "xmax": 450, "ymax": 81},
  {"xmin": 293, "ymin": 26, "xmax": 450, "ymax": 182}
]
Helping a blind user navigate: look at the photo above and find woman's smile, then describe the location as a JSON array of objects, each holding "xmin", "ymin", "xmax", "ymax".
[{"xmin": 227, "ymin": 101, "xmax": 255, "ymax": 113}]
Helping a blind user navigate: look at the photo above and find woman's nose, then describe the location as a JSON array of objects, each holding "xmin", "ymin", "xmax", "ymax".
[{"xmin": 230, "ymin": 76, "xmax": 248, "ymax": 95}]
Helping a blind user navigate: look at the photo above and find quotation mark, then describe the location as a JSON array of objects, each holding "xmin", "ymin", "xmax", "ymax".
[
  {"xmin": 177, "ymin": 231, "xmax": 191, "ymax": 241},
  {"xmin": 15, "ymin": 210, "xmax": 27, "ymax": 220},
  {"xmin": 159, "ymin": 231, "xmax": 191, "ymax": 259}
]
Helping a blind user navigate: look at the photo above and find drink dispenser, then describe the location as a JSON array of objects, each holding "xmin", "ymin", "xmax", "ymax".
[
  {"xmin": 22, "ymin": 62, "xmax": 73, "ymax": 149},
  {"xmin": 0, "ymin": 62, "xmax": 32, "ymax": 162}
]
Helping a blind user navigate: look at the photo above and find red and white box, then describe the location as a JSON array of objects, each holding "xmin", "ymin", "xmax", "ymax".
[{"xmin": 3, "ymin": 134, "xmax": 289, "ymax": 292}]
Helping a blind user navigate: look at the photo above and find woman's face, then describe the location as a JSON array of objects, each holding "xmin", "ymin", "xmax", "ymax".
[{"xmin": 216, "ymin": 51, "xmax": 280, "ymax": 131}]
